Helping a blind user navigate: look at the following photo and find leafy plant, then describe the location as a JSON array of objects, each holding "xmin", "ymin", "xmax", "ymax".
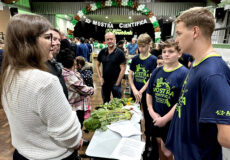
[
  {"xmin": 95, "ymin": 98, "xmax": 134, "ymax": 110},
  {"xmin": 83, "ymin": 108, "xmax": 132, "ymax": 131}
]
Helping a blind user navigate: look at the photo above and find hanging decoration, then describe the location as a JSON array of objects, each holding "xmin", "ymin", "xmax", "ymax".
[
  {"xmin": 2, "ymin": 0, "xmax": 19, "ymax": 4},
  {"xmin": 67, "ymin": 28, "xmax": 74, "ymax": 39},
  {"xmin": 218, "ymin": 0, "xmax": 230, "ymax": 9},
  {"xmin": 71, "ymin": 0, "xmax": 161, "ymax": 43},
  {"xmin": 84, "ymin": 18, "xmax": 148, "ymax": 29}
]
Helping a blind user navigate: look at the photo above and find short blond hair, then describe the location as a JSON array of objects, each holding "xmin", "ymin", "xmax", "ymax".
[
  {"xmin": 137, "ymin": 33, "xmax": 152, "ymax": 46},
  {"xmin": 176, "ymin": 7, "xmax": 215, "ymax": 38}
]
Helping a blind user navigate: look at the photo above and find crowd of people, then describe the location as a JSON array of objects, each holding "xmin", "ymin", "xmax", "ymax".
[{"xmin": 0, "ymin": 6, "xmax": 230, "ymax": 160}]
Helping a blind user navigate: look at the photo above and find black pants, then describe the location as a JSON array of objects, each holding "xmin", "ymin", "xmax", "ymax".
[
  {"xmin": 131, "ymin": 91, "xmax": 151, "ymax": 140},
  {"xmin": 13, "ymin": 149, "xmax": 80, "ymax": 160},
  {"xmin": 141, "ymin": 93, "xmax": 152, "ymax": 140},
  {"xmin": 76, "ymin": 110, "xmax": 85, "ymax": 129},
  {"xmin": 101, "ymin": 82, "xmax": 121, "ymax": 103},
  {"xmin": 131, "ymin": 92, "xmax": 159, "ymax": 160}
]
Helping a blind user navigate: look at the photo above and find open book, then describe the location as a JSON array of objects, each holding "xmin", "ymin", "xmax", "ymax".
[
  {"xmin": 110, "ymin": 138, "xmax": 145, "ymax": 160},
  {"xmin": 107, "ymin": 121, "xmax": 145, "ymax": 159}
]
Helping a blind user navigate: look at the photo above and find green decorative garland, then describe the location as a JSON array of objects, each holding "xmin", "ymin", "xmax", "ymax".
[
  {"xmin": 218, "ymin": 0, "xmax": 230, "ymax": 8},
  {"xmin": 71, "ymin": 0, "xmax": 161, "ymax": 43},
  {"xmin": 94, "ymin": 42, "xmax": 108, "ymax": 49}
]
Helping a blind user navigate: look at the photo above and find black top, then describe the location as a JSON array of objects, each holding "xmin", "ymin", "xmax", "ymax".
[
  {"xmin": 97, "ymin": 47, "xmax": 126, "ymax": 84},
  {"xmin": 80, "ymin": 69, "xmax": 94, "ymax": 87},
  {"xmin": 179, "ymin": 53, "xmax": 194, "ymax": 68},
  {"xmin": 60, "ymin": 39, "xmax": 71, "ymax": 51},
  {"xmin": 46, "ymin": 60, "xmax": 68, "ymax": 99}
]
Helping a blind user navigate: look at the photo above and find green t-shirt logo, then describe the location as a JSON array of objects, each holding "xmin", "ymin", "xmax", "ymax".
[
  {"xmin": 176, "ymin": 75, "xmax": 189, "ymax": 118},
  {"xmin": 134, "ymin": 64, "xmax": 149, "ymax": 84},
  {"xmin": 153, "ymin": 77, "xmax": 175, "ymax": 107}
]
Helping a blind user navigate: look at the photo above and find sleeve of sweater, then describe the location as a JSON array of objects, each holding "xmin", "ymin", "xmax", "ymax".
[
  {"xmin": 37, "ymin": 77, "xmax": 82, "ymax": 148},
  {"xmin": 68, "ymin": 74, "xmax": 94, "ymax": 96}
]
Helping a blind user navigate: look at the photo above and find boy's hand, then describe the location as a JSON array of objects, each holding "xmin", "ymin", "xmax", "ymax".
[
  {"xmin": 153, "ymin": 116, "xmax": 167, "ymax": 127},
  {"xmin": 138, "ymin": 91, "xmax": 143, "ymax": 101},
  {"xmin": 133, "ymin": 89, "xmax": 141, "ymax": 103},
  {"xmin": 152, "ymin": 112, "xmax": 160, "ymax": 120}
]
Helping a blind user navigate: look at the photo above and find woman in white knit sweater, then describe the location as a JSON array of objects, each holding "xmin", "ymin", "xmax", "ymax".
[{"xmin": 0, "ymin": 14, "xmax": 82, "ymax": 160}]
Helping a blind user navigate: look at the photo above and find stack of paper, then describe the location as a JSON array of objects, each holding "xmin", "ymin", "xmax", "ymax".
[{"xmin": 107, "ymin": 121, "xmax": 142, "ymax": 137}]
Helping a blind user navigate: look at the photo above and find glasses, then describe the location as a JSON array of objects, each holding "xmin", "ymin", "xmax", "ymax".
[{"xmin": 40, "ymin": 33, "xmax": 53, "ymax": 42}]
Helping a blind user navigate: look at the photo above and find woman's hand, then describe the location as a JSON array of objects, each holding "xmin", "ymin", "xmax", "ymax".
[{"xmin": 72, "ymin": 138, "xmax": 83, "ymax": 150}]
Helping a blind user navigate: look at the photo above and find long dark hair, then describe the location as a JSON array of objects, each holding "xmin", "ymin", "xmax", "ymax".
[{"xmin": 0, "ymin": 14, "xmax": 52, "ymax": 107}]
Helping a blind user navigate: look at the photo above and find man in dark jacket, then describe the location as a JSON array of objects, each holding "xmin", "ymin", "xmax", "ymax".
[{"xmin": 46, "ymin": 29, "xmax": 68, "ymax": 99}]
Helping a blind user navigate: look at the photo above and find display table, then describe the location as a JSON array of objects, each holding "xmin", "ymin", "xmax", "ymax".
[{"xmin": 85, "ymin": 105, "xmax": 144, "ymax": 160}]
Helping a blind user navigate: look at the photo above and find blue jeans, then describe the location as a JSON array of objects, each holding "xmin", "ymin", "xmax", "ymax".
[{"xmin": 101, "ymin": 83, "xmax": 122, "ymax": 103}]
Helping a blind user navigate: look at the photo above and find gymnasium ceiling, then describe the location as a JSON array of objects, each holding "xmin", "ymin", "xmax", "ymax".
[{"xmin": 8, "ymin": 0, "xmax": 221, "ymax": 23}]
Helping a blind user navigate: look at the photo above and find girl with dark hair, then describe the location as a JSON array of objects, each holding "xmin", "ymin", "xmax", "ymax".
[
  {"xmin": 0, "ymin": 14, "xmax": 82, "ymax": 160},
  {"xmin": 75, "ymin": 56, "xmax": 94, "ymax": 88},
  {"xmin": 75, "ymin": 56, "xmax": 94, "ymax": 119},
  {"xmin": 57, "ymin": 49, "xmax": 94, "ymax": 127}
]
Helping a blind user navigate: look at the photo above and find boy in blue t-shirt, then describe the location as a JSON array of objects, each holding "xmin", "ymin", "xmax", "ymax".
[
  {"xmin": 165, "ymin": 7, "xmax": 230, "ymax": 160},
  {"xmin": 146, "ymin": 39, "xmax": 188, "ymax": 159},
  {"xmin": 128, "ymin": 33, "xmax": 157, "ymax": 158}
]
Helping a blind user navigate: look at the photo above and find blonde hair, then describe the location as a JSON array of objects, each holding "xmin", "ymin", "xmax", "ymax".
[
  {"xmin": 137, "ymin": 33, "xmax": 152, "ymax": 46},
  {"xmin": 176, "ymin": 7, "xmax": 215, "ymax": 38}
]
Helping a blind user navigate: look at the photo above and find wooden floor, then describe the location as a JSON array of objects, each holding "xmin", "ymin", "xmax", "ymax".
[{"xmin": 0, "ymin": 58, "xmax": 129, "ymax": 160}]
